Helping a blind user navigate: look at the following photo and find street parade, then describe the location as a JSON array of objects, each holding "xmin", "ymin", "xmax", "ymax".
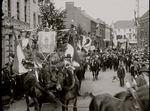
[{"xmin": 1, "ymin": 0, "xmax": 149, "ymax": 111}]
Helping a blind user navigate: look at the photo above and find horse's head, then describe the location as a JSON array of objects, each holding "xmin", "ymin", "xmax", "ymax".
[{"xmin": 56, "ymin": 67, "xmax": 75, "ymax": 91}]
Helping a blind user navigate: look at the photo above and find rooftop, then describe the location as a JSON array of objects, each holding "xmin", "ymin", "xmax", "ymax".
[
  {"xmin": 114, "ymin": 20, "xmax": 135, "ymax": 29},
  {"xmin": 140, "ymin": 10, "xmax": 149, "ymax": 20}
]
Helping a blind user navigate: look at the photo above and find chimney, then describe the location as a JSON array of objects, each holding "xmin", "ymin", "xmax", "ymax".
[
  {"xmin": 65, "ymin": 2, "xmax": 74, "ymax": 8},
  {"xmin": 77, "ymin": 7, "xmax": 81, "ymax": 12}
]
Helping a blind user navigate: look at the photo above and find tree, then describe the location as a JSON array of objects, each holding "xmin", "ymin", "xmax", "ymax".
[{"xmin": 39, "ymin": 0, "xmax": 67, "ymax": 30}]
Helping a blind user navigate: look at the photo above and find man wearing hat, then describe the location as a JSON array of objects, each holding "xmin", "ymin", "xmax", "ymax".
[
  {"xmin": 64, "ymin": 54, "xmax": 81, "ymax": 95},
  {"xmin": 135, "ymin": 63, "xmax": 149, "ymax": 87},
  {"xmin": 117, "ymin": 63, "xmax": 126, "ymax": 87}
]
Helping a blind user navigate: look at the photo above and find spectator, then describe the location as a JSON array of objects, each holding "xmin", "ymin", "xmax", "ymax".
[
  {"xmin": 133, "ymin": 59, "xmax": 138, "ymax": 77},
  {"xmin": 117, "ymin": 64, "xmax": 125, "ymax": 87},
  {"xmin": 1, "ymin": 66, "xmax": 11, "ymax": 97},
  {"xmin": 130, "ymin": 62, "xmax": 135, "ymax": 78}
]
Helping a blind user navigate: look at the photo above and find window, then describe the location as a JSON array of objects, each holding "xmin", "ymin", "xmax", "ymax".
[
  {"xmin": 129, "ymin": 29, "xmax": 131, "ymax": 31},
  {"xmin": 118, "ymin": 29, "xmax": 120, "ymax": 32},
  {"xmin": 33, "ymin": 12, "xmax": 36, "ymax": 28},
  {"xmin": 124, "ymin": 29, "xmax": 126, "ymax": 32},
  {"xmin": 17, "ymin": 2, "xmax": 19, "ymax": 20},
  {"xmin": 24, "ymin": 0, "xmax": 27, "ymax": 22},
  {"xmin": 124, "ymin": 35, "xmax": 126, "ymax": 39},
  {"xmin": 145, "ymin": 21, "xmax": 147, "ymax": 27},
  {"xmin": 8, "ymin": 0, "xmax": 11, "ymax": 16},
  {"xmin": 145, "ymin": 32, "xmax": 147, "ymax": 38},
  {"xmin": 142, "ymin": 21, "xmax": 144, "ymax": 28},
  {"xmin": 38, "ymin": 15, "xmax": 41, "ymax": 25}
]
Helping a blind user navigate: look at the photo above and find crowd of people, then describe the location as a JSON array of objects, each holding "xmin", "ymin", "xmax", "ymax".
[
  {"xmin": 87, "ymin": 46, "xmax": 149, "ymax": 87},
  {"xmin": 1, "ymin": 45, "xmax": 149, "ymax": 107},
  {"xmin": 1, "ymin": 53, "xmax": 25, "ymax": 105}
]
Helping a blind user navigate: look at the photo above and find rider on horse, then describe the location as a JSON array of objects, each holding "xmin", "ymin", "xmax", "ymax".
[{"xmin": 64, "ymin": 54, "xmax": 81, "ymax": 95}]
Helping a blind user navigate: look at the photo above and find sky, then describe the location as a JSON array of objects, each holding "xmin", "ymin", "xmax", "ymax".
[{"xmin": 53, "ymin": 0, "xmax": 149, "ymax": 25}]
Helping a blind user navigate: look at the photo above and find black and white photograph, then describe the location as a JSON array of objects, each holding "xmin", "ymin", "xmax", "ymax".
[{"xmin": 1, "ymin": 0, "xmax": 149, "ymax": 111}]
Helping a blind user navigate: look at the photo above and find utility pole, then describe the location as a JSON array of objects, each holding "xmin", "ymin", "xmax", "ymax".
[{"xmin": 136, "ymin": 0, "xmax": 140, "ymax": 48}]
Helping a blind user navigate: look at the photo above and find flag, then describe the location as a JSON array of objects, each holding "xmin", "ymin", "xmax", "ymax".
[
  {"xmin": 22, "ymin": 38, "xmax": 29, "ymax": 49},
  {"xmin": 12, "ymin": 36, "xmax": 28, "ymax": 75},
  {"xmin": 134, "ymin": 10, "xmax": 139, "ymax": 26},
  {"xmin": 96, "ymin": 23, "xmax": 99, "ymax": 29},
  {"xmin": 68, "ymin": 30, "xmax": 79, "ymax": 63}
]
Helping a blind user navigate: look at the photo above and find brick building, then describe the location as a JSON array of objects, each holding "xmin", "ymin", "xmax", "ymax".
[
  {"xmin": 1, "ymin": 0, "xmax": 41, "ymax": 67},
  {"xmin": 139, "ymin": 10, "xmax": 149, "ymax": 47},
  {"xmin": 65, "ymin": 2, "xmax": 106, "ymax": 49}
]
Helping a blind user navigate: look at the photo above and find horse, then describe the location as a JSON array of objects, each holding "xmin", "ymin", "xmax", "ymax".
[
  {"xmin": 89, "ymin": 85, "xmax": 149, "ymax": 111},
  {"xmin": 56, "ymin": 66, "xmax": 79, "ymax": 111},
  {"xmin": 74, "ymin": 59, "xmax": 85, "ymax": 95},
  {"xmin": 89, "ymin": 55, "xmax": 100, "ymax": 81},
  {"xmin": 22, "ymin": 52, "xmax": 64, "ymax": 111},
  {"xmin": 23, "ymin": 69, "xmax": 60, "ymax": 111}
]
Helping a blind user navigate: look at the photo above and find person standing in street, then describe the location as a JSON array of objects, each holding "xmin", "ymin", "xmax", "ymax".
[
  {"xmin": 133, "ymin": 59, "xmax": 138, "ymax": 76},
  {"xmin": 113, "ymin": 55, "xmax": 119, "ymax": 71},
  {"xmin": 117, "ymin": 64, "xmax": 126, "ymax": 87}
]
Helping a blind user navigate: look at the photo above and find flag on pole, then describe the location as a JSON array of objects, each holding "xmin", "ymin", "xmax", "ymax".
[
  {"xmin": 12, "ymin": 36, "xmax": 28, "ymax": 75},
  {"xmin": 134, "ymin": 10, "xmax": 139, "ymax": 26}
]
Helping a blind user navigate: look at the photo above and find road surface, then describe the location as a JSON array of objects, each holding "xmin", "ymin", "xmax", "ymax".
[{"xmin": 4, "ymin": 66, "xmax": 132, "ymax": 111}]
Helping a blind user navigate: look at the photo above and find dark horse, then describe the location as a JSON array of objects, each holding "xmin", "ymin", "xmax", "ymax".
[
  {"xmin": 75, "ymin": 58, "xmax": 87, "ymax": 94},
  {"xmin": 23, "ymin": 70, "xmax": 59, "ymax": 111},
  {"xmin": 57, "ymin": 67, "xmax": 79, "ymax": 111},
  {"xmin": 89, "ymin": 85, "xmax": 149, "ymax": 111},
  {"xmin": 89, "ymin": 56, "xmax": 100, "ymax": 80}
]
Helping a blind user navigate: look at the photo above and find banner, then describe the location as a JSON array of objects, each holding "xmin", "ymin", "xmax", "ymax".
[
  {"xmin": 38, "ymin": 31, "xmax": 56, "ymax": 53},
  {"xmin": 13, "ymin": 37, "xmax": 28, "ymax": 75},
  {"xmin": 22, "ymin": 38, "xmax": 29, "ymax": 49},
  {"xmin": 79, "ymin": 35, "xmax": 92, "ymax": 52}
]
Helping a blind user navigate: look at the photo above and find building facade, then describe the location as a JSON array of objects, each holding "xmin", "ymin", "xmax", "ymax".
[
  {"xmin": 139, "ymin": 10, "xmax": 149, "ymax": 48},
  {"xmin": 114, "ymin": 20, "xmax": 137, "ymax": 48},
  {"xmin": 1, "ymin": 0, "xmax": 41, "ymax": 67},
  {"xmin": 65, "ymin": 2, "xmax": 106, "ymax": 50},
  {"xmin": 104, "ymin": 24, "xmax": 113, "ymax": 48}
]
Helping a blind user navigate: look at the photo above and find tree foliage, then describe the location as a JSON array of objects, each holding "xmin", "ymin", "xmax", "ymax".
[{"xmin": 39, "ymin": 0, "xmax": 67, "ymax": 30}]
